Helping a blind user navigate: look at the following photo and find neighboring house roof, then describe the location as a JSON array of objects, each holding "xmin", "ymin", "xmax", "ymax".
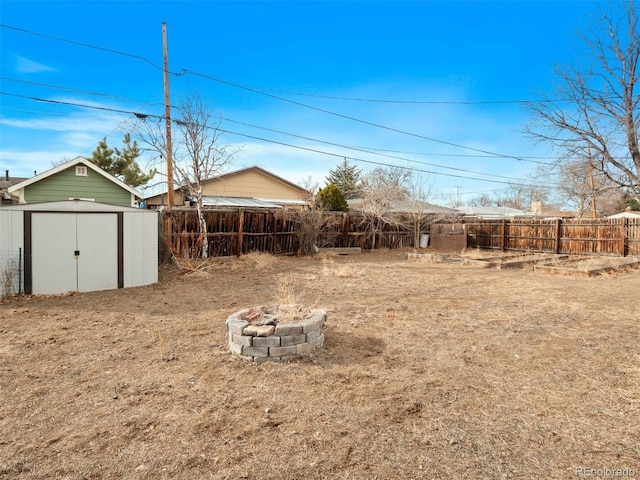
[
  {"xmin": 145, "ymin": 165, "xmax": 309, "ymax": 208},
  {"xmin": 607, "ymin": 210, "xmax": 640, "ymax": 219},
  {"xmin": 189, "ymin": 195, "xmax": 283, "ymax": 209},
  {"xmin": 1, "ymin": 173, "xmax": 28, "ymax": 202},
  {"xmin": 203, "ymin": 166, "xmax": 308, "ymax": 194},
  {"xmin": 347, "ymin": 198, "xmax": 453, "ymax": 214},
  {"xmin": 455, "ymin": 206, "xmax": 530, "ymax": 219},
  {"xmin": 1, "ymin": 177, "xmax": 28, "ymax": 191},
  {"xmin": 7, "ymin": 157, "xmax": 143, "ymax": 207},
  {"xmin": 8, "ymin": 157, "xmax": 142, "ymax": 198},
  {"xmin": 538, "ymin": 210, "xmax": 576, "ymax": 219}
]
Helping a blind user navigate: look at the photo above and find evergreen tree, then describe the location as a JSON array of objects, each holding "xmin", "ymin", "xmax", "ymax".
[
  {"xmin": 326, "ymin": 158, "xmax": 362, "ymax": 199},
  {"xmin": 317, "ymin": 183, "xmax": 349, "ymax": 212},
  {"xmin": 90, "ymin": 134, "xmax": 155, "ymax": 187}
]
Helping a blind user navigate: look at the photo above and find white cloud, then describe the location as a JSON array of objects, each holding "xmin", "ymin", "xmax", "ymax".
[
  {"xmin": 0, "ymin": 150, "xmax": 81, "ymax": 177},
  {"xmin": 15, "ymin": 56, "xmax": 56, "ymax": 74}
]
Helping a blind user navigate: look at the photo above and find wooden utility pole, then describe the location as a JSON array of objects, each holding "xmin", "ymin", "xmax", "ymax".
[{"xmin": 162, "ymin": 22, "xmax": 175, "ymax": 251}]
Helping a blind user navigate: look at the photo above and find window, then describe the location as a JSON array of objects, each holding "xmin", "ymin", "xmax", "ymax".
[{"xmin": 75, "ymin": 165, "xmax": 88, "ymax": 176}]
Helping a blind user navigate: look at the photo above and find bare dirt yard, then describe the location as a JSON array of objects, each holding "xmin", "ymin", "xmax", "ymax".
[{"xmin": 1, "ymin": 249, "xmax": 639, "ymax": 479}]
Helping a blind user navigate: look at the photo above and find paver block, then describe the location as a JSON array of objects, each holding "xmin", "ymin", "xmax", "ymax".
[
  {"xmin": 280, "ymin": 334, "xmax": 307, "ymax": 346},
  {"xmin": 252, "ymin": 336, "xmax": 281, "ymax": 347},
  {"xmin": 232, "ymin": 333, "xmax": 252, "ymax": 346},
  {"xmin": 300, "ymin": 313, "xmax": 325, "ymax": 333},
  {"xmin": 269, "ymin": 345, "xmax": 298, "ymax": 357},
  {"xmin": 227, "ymin": 318, "xmax": 249, "ymax": 335},
  {"xmin": 243, "ymin": 346, "xmax": 269, "ymax": 357},
  {"xmin": 274, "ymin": 323, "xmax": 303, "ymax": 335},
  {"xmin": 309, "ymin": 333, "xmax": 324, "ymax": 348},
  {"xmin": 306, "ymin": 330, "xmax": 322, "ymax": 342},
  {"xmin": 244, "ymin": 325, "xmax": 276, "ymax": 337},
  {"xmin": 229, "ymin": 342, "xmax": 244, "ymax": 355}
]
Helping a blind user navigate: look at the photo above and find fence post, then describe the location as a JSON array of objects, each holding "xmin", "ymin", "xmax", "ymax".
[
  {"xmin": 342, "ymin": 213, "xmax": 348, "ymax": 247},
  {"xmin": 554, "ymin": 218, "xmax": 562, "ymax": 254},
  {"xmin": 237, "ymin": 208, "xmax": 244, "ymax": 256},
  {"xmin": 622, "ymin": 218, "xmax": 628, "ymax": 257},
  {"xmin": 271, "ymin": 212, "xmax": 277, "ymax": 254},
  {"xmin": 501, "ymin": 219, "xmax": 506, "ymax": 251}
]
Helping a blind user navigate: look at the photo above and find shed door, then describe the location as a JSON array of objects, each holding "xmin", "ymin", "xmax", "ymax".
[{"xmin": 31, "ymin": 213, "xmax": 118, "ymax": 294}]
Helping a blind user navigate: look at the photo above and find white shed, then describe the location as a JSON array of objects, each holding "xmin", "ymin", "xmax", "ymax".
[{"xmin": 0, "ymin": 200, "xmax": 158, "ymax": 295}]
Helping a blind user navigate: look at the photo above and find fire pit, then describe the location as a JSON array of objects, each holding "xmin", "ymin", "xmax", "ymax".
[{"xmin": 226, "ymin": 306, "xmax": 326, "ymax": 363}]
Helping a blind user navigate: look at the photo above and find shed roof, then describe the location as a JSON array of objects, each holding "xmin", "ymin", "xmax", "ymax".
[{"xmin": 0, "ymin": 199, "xmax": 151, "ymax": 213}]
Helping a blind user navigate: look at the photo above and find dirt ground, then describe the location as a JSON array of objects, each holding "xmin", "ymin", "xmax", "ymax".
[{"xmin": 1, "ymin": 249, "xmax": 639, "ymax": 480}]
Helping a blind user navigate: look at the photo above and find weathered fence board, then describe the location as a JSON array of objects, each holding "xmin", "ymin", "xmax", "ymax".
[
  {"xmin": 158, "ymin": 209, "xmax": 640, "ymax": 261},
  {"xmin": 466, "ymin": 218, "xmax": 640, "ymax": 257}
]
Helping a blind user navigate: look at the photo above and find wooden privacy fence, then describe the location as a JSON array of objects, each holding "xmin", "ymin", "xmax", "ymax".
[
  {"xmin": 158, "ymin": 209, "xmax": 640, "ymax": 260},
  {"xmin": 466, "ymin": 218, "xmax": 640, "ymax": 257},
  {"xmin": 158, "ymin": 208, "xmax": 416, "ymax": 260}
]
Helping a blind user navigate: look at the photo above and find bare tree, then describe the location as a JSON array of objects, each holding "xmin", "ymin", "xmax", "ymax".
[
  {"xmin": 469, "ymin": 193, "xmax": 495, "ymax": 207},
  {"xmin": 551, "ymin": 156, "xmax": 624, "ymax": 217},
  {"xmin": 404, "ymin": 172, "xmax": 435, "ymax": 247},
  {"xmin": 526, "ymin": 0, "xmax": 640, "ymax": 195},
  {"xmin": 556, "ymin": 160, "xmax": 596, "ymax": 216},
  {"xmin": 132, "ymin": 92, "xmax": 239, "ymax": 258},
  {"xmin": 298, "ymin": 175, "xmax": 319, "ymax": 197},
  {"xmin": 357, "ymin": 166, "xmax": 411, "ymax": 249},
  {"xmin": 494, "ymin": 183, "xmax": 550, "ymax": 211}
]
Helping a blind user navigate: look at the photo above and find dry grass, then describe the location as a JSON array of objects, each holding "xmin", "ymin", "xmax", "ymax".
[
  {"xmin": 1, "ymin": 248, "xmax": 639, "ymax": 479},
  {"xmin": 269, "ymin": 273, "xmax": 312, "ymax": 322},
  {"xmin": 321, "ymin": 257, "xmax": 366, "ymax": 278},
  {"xmin": 231, "ymin": 251, "xmax": 280, "ymax": 271}
]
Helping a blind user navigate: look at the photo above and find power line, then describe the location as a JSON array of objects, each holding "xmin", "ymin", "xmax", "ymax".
[
  {"xmin": 219, "ymin": 126, "xmax": 549, "ymax": 188},
  {"xmin": 182, "ymin": 69, "xmax": 548, "ymax": 164},
  {"xmin": 0, "ymin": 91, "xmax": 145, "ymax": 116},
  {"xmin": 0, "ymin": 23, "xmax": 570, "ymax": 107},
  {"xmin": 221, "ymin": 116, "xmax": 545, "ymax": 183},
  {"xmin": 0, "ymin": 84, "xmax": 552, "ymax": 181},
  {"xmin": 1, "ymin": 22, "xmax": 556, "ymax": 166},
  {"xmin": 0, "ymin": 76, "xmax": 153, "ymax": 104},
  {"xmin": 2, "ymin": 74, "xmax": 557, "ymax": 165},
  {"xmin": 276, "ymin": 91, "xmax": 572, "ymax": 105},
  {"xmin": 0, "ymin": 24, "xmax": 163, "ymax": 71},
  {"xmin": 0, "ymin": 90, "xmax": 558, "ymax": 189}
]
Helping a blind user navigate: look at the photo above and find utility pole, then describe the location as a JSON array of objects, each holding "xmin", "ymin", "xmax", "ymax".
[
  {"xmin": 454, "ymin": 186, "xmax": 463, "ymax": 208},
  {"xmin": 162, "ymin": 22, "xmax": 175, "ymax": 251}
]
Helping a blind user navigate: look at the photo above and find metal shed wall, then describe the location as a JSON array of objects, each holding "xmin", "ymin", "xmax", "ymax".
[{"xmin": 0, "ymin": 200, "xmax": 157, "ymax": 295}]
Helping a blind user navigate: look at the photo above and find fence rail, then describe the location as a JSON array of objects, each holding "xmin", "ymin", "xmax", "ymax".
[
  {"xmin": 159, "ymin": 209, "xmax": 640, "ymax": 260},
  {"xmin": 159, "ymin": 208, "xmax": 417, "ymax": 260},
  {"xmin": 465, "ymin": 217, "xmax": 640, "ymax": 256}
]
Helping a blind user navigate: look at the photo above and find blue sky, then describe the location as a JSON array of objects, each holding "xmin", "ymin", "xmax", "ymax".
[{"xmin": 0, "ymin": 0, "xmax": 605, "ymax": 204}]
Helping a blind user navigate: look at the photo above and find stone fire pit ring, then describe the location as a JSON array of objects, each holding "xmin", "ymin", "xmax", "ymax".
[{"xmin": 226, "ymin": 306, "xmax": 326, "ymax": 363}]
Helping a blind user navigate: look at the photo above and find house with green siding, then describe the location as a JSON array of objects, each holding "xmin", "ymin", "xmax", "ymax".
[{"xmin": 6, "ymin": 157, "xmax": 142, "ymax": 207}]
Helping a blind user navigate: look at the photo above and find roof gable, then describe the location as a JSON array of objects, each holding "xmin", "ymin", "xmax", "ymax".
[
  {"xmin": 200, "ymin": 166, "xmax": 307, "ymax": 194},
  {"xmin": 8, "ymin": 157, "xmax": 142, "ymax": 198}
]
